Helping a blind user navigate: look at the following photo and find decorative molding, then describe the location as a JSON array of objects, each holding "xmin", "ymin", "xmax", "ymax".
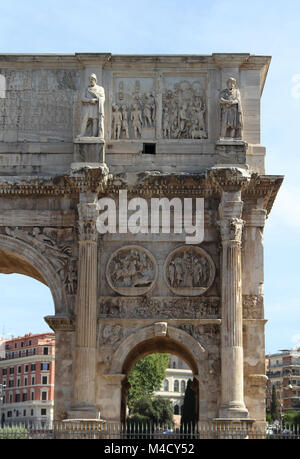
[
  {"xmin": 242, "ymin": 295, "xmax": 264, "ymax": 320},
  {"xmin": 98, "ymin": 296, "xmax": 221, "ymax": 320},
  {"xmin": 44, "ymin": 315, "xmax": 75, "ymax": 331}
]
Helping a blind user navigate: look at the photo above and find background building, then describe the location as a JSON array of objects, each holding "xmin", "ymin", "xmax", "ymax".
[
  {"xmin": 0, "ymin": 332, "xmax": 55, "ymax": 427},
  {"xmin": 155, "ymin": 355, "xmax": 193, "ymax": 425},
  {"xmin": 266, "ymin": 349, "xmax": 300, "ymax": 413}
]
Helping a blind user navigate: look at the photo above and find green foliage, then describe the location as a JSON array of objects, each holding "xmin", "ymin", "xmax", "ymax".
[
  {"xmin": 270, "ymin": 385, "xmax": 280, "ymax": 422},
  {"xmin": 283, "ymin": 410, "xmax": 300, "ymax": 425},
  {"xmin": 128, "ymin": 353, "xmax": 170, "ymax": 410},
  {"xmin": 0, "ymin": 425, "xmax": 29, "ymax": 439},
  {"xmin": 129, "ymin": 396, "xmax": 174, "ymax": 425},
  {"xmin": 181, "ymin": 379, "xmax": 197, "ymax": 427}
]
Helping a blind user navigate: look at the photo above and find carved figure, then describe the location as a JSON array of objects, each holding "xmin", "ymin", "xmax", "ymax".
[
  {"xmin": 112, "ymin": 104, "xmax": 122, "ymax": 140},
  {"xmin": 162, "ymin": 107, "xmax": 171, "ymax": 139},
  {"xmin": 143, "ymin": 95, "xmax": 153, "ymax": 128},
  {"xmin": 219, "ymin": 77, "xmax": 243, "ymax": 140},
  {"xmin": 130, "ymin": 104, "xmax": 143, "ymax": 139},
  {"xmin": 121, "ymin": 105, "xmax": 130, "ymax": 139},
  {"xmin": 79, "ymin": 73, "xmax": 105, "ymax": 138}
]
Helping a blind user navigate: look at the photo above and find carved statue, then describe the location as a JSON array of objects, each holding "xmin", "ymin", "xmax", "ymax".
[
  {"xmin": 121, "ymin": 105, "xmax": 130, "ymax": 139},
  {"xmin": 162, "ymin": 107, "xmax": 171, "ymax": 139},
  {"xmin": 112, "ymin": 104, "xmax": 122, "ymax": 140},
  {"xmin": 130, "ymin": 104, "xmax": 143, "ymax": 139},
  {"xmin": 79, "ymin": 73, "xmax": 105, "ymax": 139},
  {"xmin": 219, "ymin": 77, "xmax": 243, "ymax": 140}
]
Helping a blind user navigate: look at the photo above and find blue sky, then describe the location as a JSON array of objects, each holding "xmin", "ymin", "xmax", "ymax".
[{"xmin": 0, "ymin": 0, "xmax": 299, "ymax": 354}]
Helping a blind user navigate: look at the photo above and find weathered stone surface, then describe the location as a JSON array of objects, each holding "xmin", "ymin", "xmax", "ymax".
[{"xmin": 0, "ymin": 53, "xmax": 283, "ymax": 426}]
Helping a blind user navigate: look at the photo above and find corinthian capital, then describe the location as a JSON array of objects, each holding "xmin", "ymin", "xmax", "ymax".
[
  {"xmin": 77, "ymin": 201, "xmax": 99, "ymax": 242},
  {"xmin": 219, "ymin": 217, "xmax": 244, "ymax": 244}
]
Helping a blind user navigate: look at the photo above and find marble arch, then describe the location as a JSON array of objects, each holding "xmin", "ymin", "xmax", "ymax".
[
  {"xmin": 0, "ymin": 53, "xmax": 283, "ymax": 429},
  {"xmin": 0, "ymin": 233, "xmax": 68, "ymax": 315},
  {"xmin": 98, "ymin": 324, "xmax": 207, "ymax": 423}
]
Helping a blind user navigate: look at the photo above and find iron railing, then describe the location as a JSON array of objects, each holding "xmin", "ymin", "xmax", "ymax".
[{"xmin": 1, "ymin": 421, "xmax": 300, "ymax": 440}]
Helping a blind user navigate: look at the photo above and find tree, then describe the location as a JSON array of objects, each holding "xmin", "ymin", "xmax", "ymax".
[
  {"xmin": 127, "ymin": 353, "xmax": 170, "ymax": 411},
  {"xmin": 130, "ymin": 396, "xmax": 174, "ymax": 425},
  {"xmin": 180, "ymin": 379, "xmax": 197, "ymax": 432},
  {"xmin": 270, "ymin": 384, "xmax": 280, "ymax": 422}
]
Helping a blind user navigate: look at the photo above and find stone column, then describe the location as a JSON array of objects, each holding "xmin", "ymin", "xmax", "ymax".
[
  {"xmin": 218, "ymin": 190, "xmax": 249, "ymax": 419},
  {"xmin": 68, "ymin": 192, "xmax": 100, "ymax": 419}
]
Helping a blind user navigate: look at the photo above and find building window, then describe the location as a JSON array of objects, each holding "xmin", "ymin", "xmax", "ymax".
[
  {"xmin": 30, "ymin": 409, "xmax": 34, "ymax": 416},
  {"xmin": 42, "ymin": 376, "xmax": 48, "ymax": 385},
  {"xmin": 41, "ymin": 391, "xmax": 47, "ymax": 401},
  {"xmin": 2, "ymin": 369, "xmax": 7, "ymax": 376},
  {"xmin": 163, "ymin": 379, "xmax": 169, "ymax": 391},
  {"xmin": 9, "ymin": 367, "xmax": 14, "ymax": 374},
  {"xmin": 174, "ymin": 380, "xmax": 179, "ymax": 392},
  {"xmin": 31, "ymin": 376, "xmax": 35, "ymax": 385},
  {"xmin": 41, "ymin": 409, "xmax": 47, "ymax": 416},
  {"xmin": 43, "ymin": 347, "xmax": 49, "ymax": 355},
  {"xmin": 24, "ymin": 377, "xmax": 28, "ymax": 386},
  {"xmin": 41, "ymin": 363, "xmax": 50, "ymax": 371},
  {"xmin": 17, "ymin": 366, "xmax": 21, "ymax": 374},
  {"xmin": 22, "ymin": 392, "xmax": 27, "ymax": 402},
  {"xmin": 31, "ymin": 391, "xmax": 35, "ymax": 401},
  {"xmin": 181, "ymin": 380, "xmax": 186, "ymax": 393},
  {"xmin": 15, "ymin": 393, "xmax": 20, "ymax": 403},
  {"xmin": 24, "ymin": 365, "xmax": 28, "ymax": 373},
  {"xmin": 31, "ymin": 364, "xmax": 36, "ymax": 372}
]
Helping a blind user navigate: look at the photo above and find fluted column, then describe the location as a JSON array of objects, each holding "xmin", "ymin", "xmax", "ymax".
[
  {"xmin": 218, "ymin": 190, "xmax": 249, "ymax": 419},
  {"xmin": 70, "ymin": 192, "xmax": 100, "ymax": 418}
]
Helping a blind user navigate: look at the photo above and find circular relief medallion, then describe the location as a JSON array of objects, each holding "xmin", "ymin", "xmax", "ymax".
[
  {"xmin": 164, "ymin": 246, "xmax": 215, "ymax": 296},
  {"xmin": 106, "ymin": 245, "xmax": 158, "ymax": 296}
]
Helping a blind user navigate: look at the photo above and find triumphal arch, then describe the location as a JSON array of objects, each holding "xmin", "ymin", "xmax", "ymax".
[{"xmin": 0, "ymin": 53, "xmax": 282, "ymax": 426}]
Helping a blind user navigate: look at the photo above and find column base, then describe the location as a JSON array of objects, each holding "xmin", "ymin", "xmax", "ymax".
[
  {"xmin": 218, "ymin": 404, "xmax": 249, "ymax": 420},
  {"xmin": 67, "ymin": 406, "xmax": 101, "ymax": 420}
]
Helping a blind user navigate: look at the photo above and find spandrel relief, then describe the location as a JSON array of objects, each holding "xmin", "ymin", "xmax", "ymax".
[
  {"xmin": 162, "ymin": 78, "xmax": 208, "ymax": 140},
  {"xmin": 106, "ymin": 245, "xmax": 157, "ymax": 296},
  {"xmin": 164, "ymin": 246, "xmax": 215, "ymax": 296},
  {"xmin": 111, "ymin": 77, "xmax": 156, "ymax": 140}
]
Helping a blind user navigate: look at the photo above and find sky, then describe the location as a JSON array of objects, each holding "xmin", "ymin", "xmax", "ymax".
[{"xmin": 0, "ymin": 0, "xmax": 299, "ymax": 354}]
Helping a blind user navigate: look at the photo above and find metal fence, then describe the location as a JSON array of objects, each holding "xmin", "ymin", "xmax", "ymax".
[{"xmin": 1, "ymin": 421, "xmax": 300, "ymax": 440}]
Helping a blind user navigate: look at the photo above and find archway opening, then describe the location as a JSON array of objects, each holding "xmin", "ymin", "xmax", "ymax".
[
  {"xmin": 120, "ymin": 336, "xmax": 199, "ymax": 427},
  {"xmin": 0, "ymin": 247, "xmax": 56, "ymax": 428}
]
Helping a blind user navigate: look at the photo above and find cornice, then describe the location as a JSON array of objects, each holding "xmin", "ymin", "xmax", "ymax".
[{"xmin": 0, "ymin": 168, "xmax": 283, "ymax": 216}]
